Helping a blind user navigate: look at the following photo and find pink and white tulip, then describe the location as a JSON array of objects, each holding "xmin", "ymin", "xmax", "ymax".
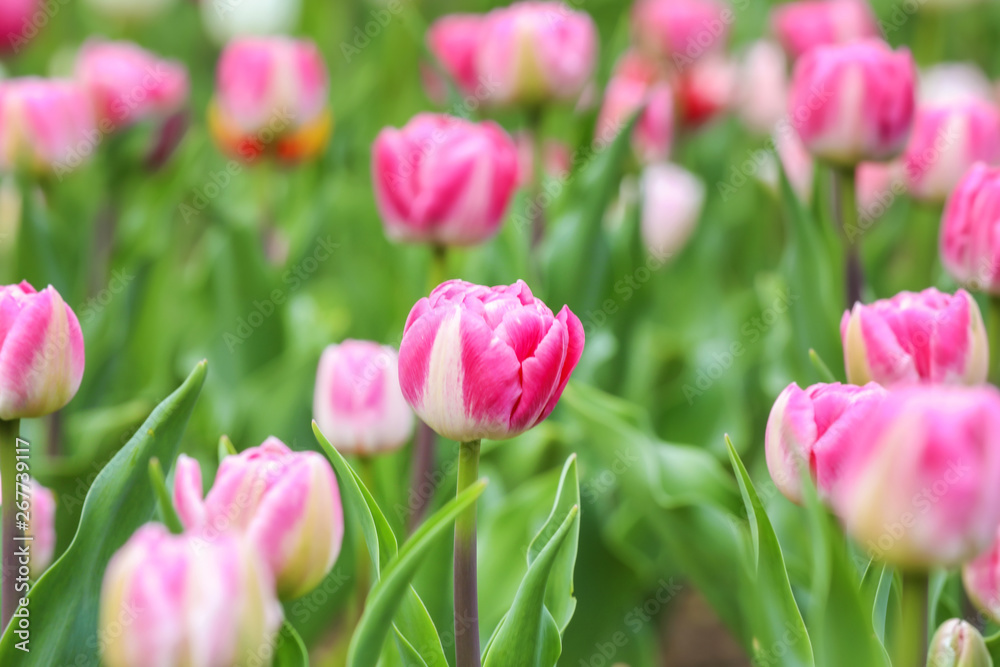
[
  {"xmin": 922, "ymin": 63, "xmax": 995, "ymax": 107},
  {"xmin": 314, "ymin": 340, "xmax": 414, "ymax": 456},
  {"xmin": 372, "ymin": 113, "xmax": 519, "ymax": 246},
  {"xmin": 964, "ymin": 529, "xmax": 1000, "ymax": 624},
  {"xmin": 173, "ymin": 438, "xmax": 343, "ymax": 599},
  {"xmin": 675, "ymin": 53, "xmax": 735, "ymax": 128},
  {"xmin": 927, "ymin": 620, "xmax": 992, "ymax": 667},
  {"xmin": 765, "ymin": 381, "xmax": 886, "ymax": 504},
  {"xmin": 789, "ymin": 40, "xmax": 916, "ymax": 166},
  {"xmin": 640, "ymin": 163, "xmax": 705, "ymax": 259},
  {"xmin": 398, "ymin": 280, "xmax": 584, "ymax": 442},
  {"xmin": 841, "ymin": 288, "xmax": 988, "ymax": 387},
  {"xmin": 426, "ymin": 14, "xmax": 484, "ymax": 98},
  {"xmin": 735, "ymin": 40, "xmax": 789, "ymax": 136},
  {"xmin": 0, "ymin": 0, "xmax": 40, "ymax": 54},
  {"xmin": 940, "ymin": 162, "xmax": 1000, "ymax": 292},
  {"xmin": 476, "ymin": 1, "xmax": 598, "ymax": 107},
  {"xmin": 596, "ymin": 51, "xmax": 673, "ymax": 163},
  {"xmin": 0, "ymin": 477, "xmax": 56, "ymax": 576},
  {"xmin": 0, "ymin": 78, "xmax": 97, "ymax": 175},
  {"xmin": 99, "ymin": 523, "xmax": 282, "ymax": 667},
  {"xmin": 631, "ymin": 0, "xmax": 732, "ymax": 68},
  {"xmin": 75, "ymin": 40, "xmax": 189, "ymax": 133},
  {"xmin": 832, "ymin": 385, "xmax": 1000, "ymax": 568},
  {"xmin": 209, "ymin": 37, "xmax": 330, "ymax": 164},
  {"xmin": 0, "ymin": 282, "xmax": 85, "ymax": 420},
  {"xmin": 771, "ymin": 0, "xmax": 880, "ymax": 61}
]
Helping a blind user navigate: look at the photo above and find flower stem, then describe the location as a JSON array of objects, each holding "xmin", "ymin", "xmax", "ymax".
[
  {"xmin": 989, "ymin": 296, "xmax": 1000, "ymax": 386},
  {"xmin": 894, "ymin": 572, "xmax": 929, "ymax": 667},
  {"xmin": 1, "ymin": 418, "xmax": 22, "ymax": 634},
  {"xmin": 527, "ymin": 106, "xmax": 546, "ymax": 250},
  {"xmin": 454, "ymin": 439, "xmax": 482, "ymax": 667},
  {"xmin": 833, "ymin": 166, "xmax": 864, "ymax": 307}
]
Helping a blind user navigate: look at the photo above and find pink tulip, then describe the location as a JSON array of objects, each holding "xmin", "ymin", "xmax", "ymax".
[
  {"xmin": 964, "ymin": 529, "xmax": 1000, "ymax": 623},
  {"xmin": 99, "ymin": 523, "xmax": 282, "ymax": 667},
  {"xmin": 0, "ymin": 282, "xmax": 85, "ymax": 420},
  {"xmin": 775, "ymin": 127, "xmax": 816, "ymax": 203},
  {"xmin": 927, "ymin": 619, "xmax": 991, "ymax": 667},
  {"xmin": 640, "ymin": 162, "xmax": 705, "ymax": 259},
  {"xmin": 372, "ymin": 113, "xmax": 520, "ymax": 246},
  {"xmin": 789, "ymin": 40, "xmax": 916, "ymax": 166},
  {"xmin": 940, "ymin": 162, "xmax": 1000, "ymax": 292},
  {"xmin": 832, "ymin": 385, "xmax": 1000, "ymax": 568},
  {"xmin": 0, "ymin": 477, "xmax": 56, "ymax": 576},
  {"xmin": 173, "ymin": 437, "xmax": 343, "ymax": 599},
  {"xmin": 771, "ymin": 0, "xmax": 880, "ymax": 61},
  {"xmin": 74, "ymin": 40, "xmax": 189, "ymax": 133},
  {"xmin": 0, "ymin": 78, "xmax": 97, "ymax": 175},
  {"xmin": 476, "ymin": 1, "xmax": 597, "ymax": 106},
  {"xmin": 631, "ymin": 0, "xmax": 731, "ymax": 68},
  {"xmin": 209, "ymin": 37, "xmax": 330, "ymax": 164},
  {"xmin": 735, "ymin": 40, "xmax": 790, "ymax": 136},
  {"xmin": 765, "ymin": 381, "xmax": 887, "ymax": 504},
  {"xmin": 398, "ymin": 280, "xmax": 584, "ymax": 442},
  {"xmin": 841, "ymin": 288, "xmax": 988, "ymax": 387},
  {"xmin": 314, "ymin": 340, "xmax": 415, "ymax": 456},
  {"xmin": 902, "ymin": 100, "xmax": 1000, "ymax": 203},
  {"xmin": 675, "ymin": 53, "xmax": 735, "ymax": 128},
  {"xmin": 426, "ymin": 14, "xmax": 484, "ymax": 97},
  {"xmin": 0, "ymin": 0, "xmax": 40, "ymax": 54},
  {"xmin": 596, "ymin": 51, "xmax": 673, "ymax": 163}
]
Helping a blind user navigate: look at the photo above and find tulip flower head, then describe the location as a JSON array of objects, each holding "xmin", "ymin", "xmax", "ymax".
[
  {"xmin": 765, "ymin": 381, "xmax": 887, "ymax": 504},
  {"xmin": 314, "ymin": 340, "xmax": 415, "ymax": 456},
  {"xmin": 940, "ymin": 162, "xmax": 1000, "ymax": 293},
  {"xmin": 173, "ymin": 437, "xmax": 344, "ymax": 599},
  {"xmin": 398, "ymin": 280, "xmax": 584, "ymax": 442},
  {"xmin": 789, "ymin": 40, "xmax": 916, "ymax": 166},
  {"xmin": 631, "ymin": 0, "xmax": 732, "ymax": 69},
  {"xmin": 372, "ymin": 113, "xmax": 520, "ymax": 246},
  {"xmin": 209, "ymin": 37, "xmax": 331, "ymax": 164},
  {"xmin": 0, "ymin": 282, "xmax": 85, "ymax": 421},
  {"xmin": 596, "ymin": 51, "xmax": 674, "ymax": 163},
  {"xmin": 75, "ymin": 40, "xmax": 190, "ymax": 133},
  {"xmin": 0, "ymin": 477, "xmax": 55, "ymax": 576},
  {"xmin": 100, "ymin": 523, "xmax": 282, "ymax": 667},
  {"xmin": 841, "ymin": 288, "xmax": 989, "ymax": 387},
  {"xmin": 639, "ymin": 162, "xmax": 705, "ymax": 260},
  {"xmin": 0, "ymin": 0, "xmax": 41, "ymax": 54},
  {"xmin": 735, "ymin": 40, "xmax": 790, "ymax": 136},
  {"xmin": 964, "ymin": 528, "xmax": 1000, "ymax": 624},
  {"xmin": 927, "ymin": 620, "xmax": 992, "ymax": 667},
  {"xmin": 426, "ymin": 14, "xmax": 485, "ymax": 98},
  {"xmin": 0, "ymin": 78, "xmax": 97, "ymax": 175},
  {"xmin": 771, "ymin": 0, "xmax": 881, "ymax": 61},
  {"xmin": 675, "ymin": 52, "xmax": 735, "ymax": 128},
  {"xmin": 832, "ymin": 385, "xmax": 1000, "ymax": 568},
  {"xmin": 201, "ymin": 0, "xmax": 301, "ymax": 45}
]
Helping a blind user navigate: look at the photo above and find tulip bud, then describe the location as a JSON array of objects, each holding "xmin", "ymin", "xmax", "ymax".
[
  {"xmin": 100, "ymin": 523, "xmax": 282, "ymax": 667},
  {"xmin": 841, "ymin": 288, "xmax": 988, "ymax": 387},
  {"xmin": 765, "ymin": 382, "xmax": 887, "ymax": 504},
  {"xmin": 74, "ymin": 40, "xmax": 189, "ymax": 133},
  {"xmin": 639, "ymin": 162, "xmax": 705, "ymax": 260},
  {"xmin": 927, "ymin": 620, "xmax": 992, "ymax": 667},
  {"xmin": 209, "ymin": 37, "xmax": 331, "ymax": 164},
  {"xmin": 398, "ymin": 280, "xmax": 584, "ymax": 442},
  {"xmin": 770, "ymin": 0, "xmax": 880, "ymax": 61},
  {"xmin": 476, "ymin": 1, "xmax": 597, "ymax": 107},
  {"xmin": 313, "ymin": 340, "xmax": 415, "ymax": 456},
  {"xmin": 426, "ymin": 14, "xmax": 484, "ymax": 98},
  {"xmin": 596, "ymin": 51, "xmax": 673, "ymax": 163},
  {"xmin": 0, "ymin": 477, "xmax": 56, "ymax": 576},
  {"xmin": 371, "ymin": 113, "xmax": 519, "ymax": 246},
  {"xmin": 83, "ymin": 0, "xmax": 177, "ymax": 22},
  {"xmin": 941, "ymin": 162, "xmax": 1000, "ymax": 293},
  {"xmin": 201, "ymin": 0, "xmax": 301, "ymax": 45},
  {"xmin": 631, "ymin": 0, "xmax": 731, "ymax": 68},
  {"xmin": 789, "ymin": 40, "xmax": 916, "ymax": 167},
  {"xmin": 0, "ymin": 78, "xmax": 97, "ymax": 175},
  {"xmin": 903, "ymin": 100, "xmax": 1000, "ymax": 203},
  {"xmin": 1, "ymin": 0, "xmax": 41, "ymax": 54},
  {"xmin": 735, "ymin": 41, "xmax": 789, "ymax": 136},
  {"xmin": 832, "ymin": 385, "xmax": 1000, "ymax": 568},
  {"xmin": 173, "ymin": 437, "xmax": 343, "ymax": 599},
  {"xmin": 675, "ymin": 53, "xmax": 735, "ymax": 128},
  {"xmin": 0, "ymin": 282, "xmax": 85, "ymax": 420}
]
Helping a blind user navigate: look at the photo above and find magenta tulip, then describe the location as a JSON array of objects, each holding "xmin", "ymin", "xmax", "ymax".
[
  {"xmin": 398, "ymin": 279, "xmax": 584, "ymax": 442},
  {"xmin": 426, "ymin": 14, "xmax": 484, "ymax": 97},
  {"xmin": 372, "ymin": 113, "xmax": 519, "ymax": 246},
  {"xmin": 0, "ymin": 0, "xmax": 40, "ymax": 54},
  {"xmin": 771, "ymin": 0, "xmax": 880, "ymax": 61},
  {"xmin": 314, "ymin": 340, "xmax": 414, "ymax": 456},
  {"xmin": 789, "ymin": 40, "xmax": 916, "ymax": 166},
  {"xmin": 765, "ymin": 381, "xmax": 887, "ymax": 504},
  {"xmin": 596, "ymin": 51, "xmax": 674, "ymax": 163},
  {"xmin": 173, "ymin": 437, "xmax": 343, "ymax": 599},
  {"xmin": 99, "ymin": 523, "xmax": 282, "ymax": 667},
  {"xmin": 940, "ymin": 162, "xmax": 1000, "ymax": 292}
]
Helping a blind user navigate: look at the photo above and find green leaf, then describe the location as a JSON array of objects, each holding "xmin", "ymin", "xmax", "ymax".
[
  {"xmin": 347, "ymin": 479, "xmax": 489, "ymax": 667},
  {"xmin": 725, "ymin": 436, "xmax": 815, "ymax": 667},
  {"xmin": 148, "ymin": 457, "xmax": 183, "ymax": 534},
  {"xmin": 482, "ymin": 505, "xmax": 579, "ymax": 667},
  {"xmin": 274, "ymin": 621, "xmax": 309, "ymax": 667},
  {"xmin": 0, "ymin": 361, "xmax": 208, "ymax": 663},
  {"xmin": 985, "ymin": 630, "xmax": 1000, "ymax": 664},
  {"xmin": 218, "ymin": 434, "xmax": 238, "ymax": 461}
]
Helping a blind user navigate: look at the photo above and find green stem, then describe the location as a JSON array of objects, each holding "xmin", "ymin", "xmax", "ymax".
[
  {"xmin": 989, "ymin": 296, "xmax": 1000, "ymax": 386},
  {"xmin": 1, "ymin": 418, "xmax": 22, "ymax": 634},
  {"xmin": 527, "ymin": 106, "xmax": 546, "ymax": 250},
  {"xmin": 895, "ymin": 572, "xmax": 929, "ymax": 667},
  {"xmin": 454, "ymin": 439, "xmax": 481, "ymax": 667},
  {"xmin": 833, "ymin": 166, "xmax": 864, "ymax": 307}
]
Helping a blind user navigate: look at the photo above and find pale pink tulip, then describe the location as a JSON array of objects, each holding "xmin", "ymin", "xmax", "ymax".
[
  {"xmin": 398, "ymin": 280, "xmax": 584, "ymax": 442},
  {"xmin": 0, "ymin": 477, "xmax": 56, "ymax": 576},
  {"xmin": 940, "ymin": 162, "xmax": 1000, "ymax": 293},
  {"xmin": 596, "ymin": 51, "xmax": 673, "ymax": 163},
  {"xmin": 927, "ymin": 619, "xmax": 991, "ymax": 667},
  {"xmin": 735, "ymin": 40, "xmax": 790, "ymax": 135},
  {"xmin": 640, "ymin": 162, "xmax": 705, "ymax": 259},
  {"xmin": 771, "ymin": 0, "xmax": 880, "ymax": 61},
  {"xmin": 631, "ymin": 0, "xmax": 732, "ymax": 68}
]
